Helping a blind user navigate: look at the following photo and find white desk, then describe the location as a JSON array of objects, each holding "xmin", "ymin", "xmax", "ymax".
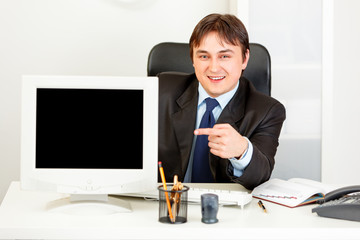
[{"xmin": 1, "ymin": 182, "xmax": 360, "ymax": 240}]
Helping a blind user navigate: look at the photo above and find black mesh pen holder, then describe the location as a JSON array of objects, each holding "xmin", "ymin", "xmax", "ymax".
[{"xmin": 158, "ymin": 184, "xmax": 189, "ymax": 224}]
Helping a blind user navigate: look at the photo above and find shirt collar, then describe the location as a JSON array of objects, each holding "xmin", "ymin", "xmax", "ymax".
[{"xmin": 197, "ymin": 81, "xmax": 239, "ymax": 109}]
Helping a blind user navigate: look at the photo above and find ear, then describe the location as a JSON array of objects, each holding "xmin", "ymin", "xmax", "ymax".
[{"xmin": 241, "ymin": 49, "xmax": 250, "ymax": 70}]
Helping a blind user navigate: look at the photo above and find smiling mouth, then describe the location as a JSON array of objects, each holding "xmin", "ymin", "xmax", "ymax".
[{"xmin": 208, "ymin": 76, "xmax": 225, "ymax": 81}]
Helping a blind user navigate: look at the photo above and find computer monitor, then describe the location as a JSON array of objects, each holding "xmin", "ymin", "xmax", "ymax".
[{"xmin": 20, "ymin": 75, "xmax": 158, "ymax": 214}]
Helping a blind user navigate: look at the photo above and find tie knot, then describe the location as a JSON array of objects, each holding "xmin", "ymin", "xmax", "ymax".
[{"xmin": 205, "ymin": 98, "xmax": 219, "ymax": 112}]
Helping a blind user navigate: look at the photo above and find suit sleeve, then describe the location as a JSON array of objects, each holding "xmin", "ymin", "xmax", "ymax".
[{"xmin": 227, "ymin": 101, "xmax": 286, "ymax": 190}]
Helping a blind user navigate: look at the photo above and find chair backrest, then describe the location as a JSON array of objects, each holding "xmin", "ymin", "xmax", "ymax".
[{"xmin": 147, "ymin": 42, "xmax": 271, "ymax": 96}]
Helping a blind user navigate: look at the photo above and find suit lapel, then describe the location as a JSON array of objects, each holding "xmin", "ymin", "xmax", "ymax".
[
  {"xmin": 172, "ymin": 79, "xmax": 198, "ymax": 174},
  {"xmin": 217, "ymin": 78, "xmax": 247, "ymax": 125}
]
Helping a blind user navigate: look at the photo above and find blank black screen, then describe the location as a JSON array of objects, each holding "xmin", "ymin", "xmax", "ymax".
[{"xmin": 36, "ymin": 88, "xmax": 143, "ymax": 169}]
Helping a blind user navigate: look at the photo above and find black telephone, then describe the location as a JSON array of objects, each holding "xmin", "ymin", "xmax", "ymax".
[{"xmin": 312, "ymin": 185, "xmax": 360, "ymax": 222}]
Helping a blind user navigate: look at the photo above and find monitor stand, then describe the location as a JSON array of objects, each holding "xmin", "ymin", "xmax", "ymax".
[{"xmin": 46, "ymin": 194, "xmax": 132, "ymax": 215}]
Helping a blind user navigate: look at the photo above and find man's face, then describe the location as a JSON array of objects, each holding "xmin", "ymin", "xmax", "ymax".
[{"xmin": 192, "ymin": 31, "xmax": 249, "ymax": 98}]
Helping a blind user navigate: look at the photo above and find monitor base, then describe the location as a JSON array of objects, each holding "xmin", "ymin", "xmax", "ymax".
[{"xmin": 46, "ymin": 194, "xmax": 132, "ymax": 215}]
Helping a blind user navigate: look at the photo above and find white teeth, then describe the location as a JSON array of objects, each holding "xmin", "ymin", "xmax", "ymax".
[{"xmin": 209, "ymin": 76, "xmax": 225, "ymax": 80}]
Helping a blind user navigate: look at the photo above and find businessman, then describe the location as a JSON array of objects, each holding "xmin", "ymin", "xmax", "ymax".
[{"xmin": 158, "ymin": 13, "xmax": 286, "ymax": 190}]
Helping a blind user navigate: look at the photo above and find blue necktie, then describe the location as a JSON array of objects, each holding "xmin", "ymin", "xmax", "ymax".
[{"xmin": 192, "ymin": 98, "xmax": 219, "ymax": 183}]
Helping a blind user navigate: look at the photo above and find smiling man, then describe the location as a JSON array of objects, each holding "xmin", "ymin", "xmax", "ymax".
[{"xmin": 158, "ymin": 14, "xmax": 286, "ymax": 190}]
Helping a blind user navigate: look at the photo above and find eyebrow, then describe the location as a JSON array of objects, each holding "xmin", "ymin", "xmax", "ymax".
[{"xmin": 195, "ymin": 49, "xmax": 235, "ymax": 55}]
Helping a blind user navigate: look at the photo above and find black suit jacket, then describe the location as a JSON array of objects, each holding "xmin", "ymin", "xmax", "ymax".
[{"xmin": 158, "ymin": 72, "xmax": 286, "ymax": 190}]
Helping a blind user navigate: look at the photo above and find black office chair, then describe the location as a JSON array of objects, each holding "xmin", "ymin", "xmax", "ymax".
[{"xmin": 147, "ymin": 42, "xmax": 271, "ymax": 96}]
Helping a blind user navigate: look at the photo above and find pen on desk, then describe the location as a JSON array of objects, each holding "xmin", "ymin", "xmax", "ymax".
[
  {"xmin": 258, "ymin": 200, "xmax": 267, "ymax": 213},
  {"xmin": 158, "ymin": 162, "xmax": 175, "ymax": 222}
]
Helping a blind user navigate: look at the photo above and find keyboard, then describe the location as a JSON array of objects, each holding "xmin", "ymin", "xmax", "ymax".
[{"xmin": 120, "ymin": 183, "xmax": 253, "ymax": 209}]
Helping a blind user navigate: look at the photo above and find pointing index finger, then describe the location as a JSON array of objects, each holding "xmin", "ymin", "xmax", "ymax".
[{"xmin": 194, "ymin": 128, "xmax": 216, "ymax": 136}]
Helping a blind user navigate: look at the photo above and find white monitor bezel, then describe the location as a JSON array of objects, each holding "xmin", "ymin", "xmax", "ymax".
[{"xmin": 21, "ymin": 75, "xmax": 158, "ymax": 194}]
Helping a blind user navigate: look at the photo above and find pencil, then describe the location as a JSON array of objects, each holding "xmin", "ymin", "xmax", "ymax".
[
  {"xmin": 258, "ymin": 200, "xmax": 267, "ymax": 213},
  {"xmin": 158, "ymin": 162, "xmax": 175, "ymax": 222}
]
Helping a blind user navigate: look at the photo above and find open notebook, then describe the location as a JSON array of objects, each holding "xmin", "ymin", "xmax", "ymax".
[{"xmin": 252, "ymin": 178, "xmax": 337, "ymax": 208}]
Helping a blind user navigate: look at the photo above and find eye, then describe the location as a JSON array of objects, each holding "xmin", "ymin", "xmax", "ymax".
[
  {"xmin": 220, "ymin": 55, "xmax": 230, "ymax": 59},
  {"xmin": 199, "ymin": 55, "xmax": 208, "ymax": 59}
]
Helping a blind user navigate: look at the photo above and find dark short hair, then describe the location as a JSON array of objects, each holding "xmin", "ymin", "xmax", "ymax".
[{"xmin": 189, "ymin": 13, "xmax": 249, "ymax": 61}]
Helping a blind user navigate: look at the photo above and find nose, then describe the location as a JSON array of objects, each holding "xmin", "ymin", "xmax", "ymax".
[{"xmin": 209, "ymin": 58, "xmax": 220, "ymax": 72}]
